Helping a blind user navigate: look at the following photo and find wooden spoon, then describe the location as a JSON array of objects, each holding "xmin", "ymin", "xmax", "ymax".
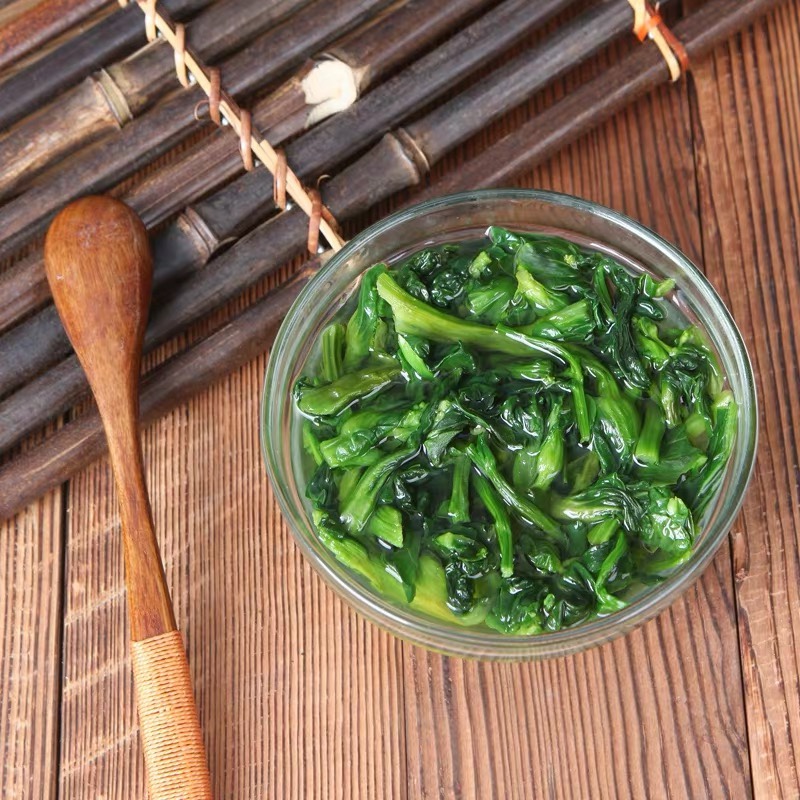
[{"xmin": 44, "ymin": 196, "xmax": 212, "ymax": 800}]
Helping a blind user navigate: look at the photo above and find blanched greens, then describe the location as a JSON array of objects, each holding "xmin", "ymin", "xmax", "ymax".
[{"xmin": 294, "ymin": 228, "xmax": 737, "ymax": 635}]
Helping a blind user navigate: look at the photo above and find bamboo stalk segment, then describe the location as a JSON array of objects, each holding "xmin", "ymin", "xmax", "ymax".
[
  {"xmin": 117, "ymin": 0, "xmax": 345, "ymax": 252},
  {"xmin": 323, "ymin": 0, "xmax": 484, "ymax": 95},
  {"xmin": 109, "ymin": 0, "xmax": 310, "ymax": 116},
  {"xmin": 0, "ymin": 0, "xmax": 392, "ymax": 261},
  {"xmin": 0, "ymin": 256, "xmax": 51, "ymax": 334},
  {"xmin": 129, "ymin": 0, "xmax": 507, "ymax": 227},
  {"xmin": 423, "ymin": 0, "xmax": 769, "ymax": 195},
  {"xmin": 269, "ymin": 0, "xmax": 497, "ymax": 136},
  {"xmin": 0, "ymin": 0, "xmax": 309, "ymax": 199},
  {"xmin": 0, "ymin": 0, "xmax": 569, "ymax": 339},
  {"xmin": 403, "ymin": 0, "xmax": 639, "ymax": 165},
  {"xmin": 0, "ymin": 0, "xmax": 211, "ymax": 132}
]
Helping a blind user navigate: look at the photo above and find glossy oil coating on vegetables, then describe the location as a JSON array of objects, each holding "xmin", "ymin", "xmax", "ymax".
[{"xmin": 294, "ymin": 227, "xmax": 737, "ymax": 635}]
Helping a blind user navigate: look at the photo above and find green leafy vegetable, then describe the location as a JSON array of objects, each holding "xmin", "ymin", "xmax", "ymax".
[
  {"xmin": 532, "ymin": 396, "xmax": 565, "ymax": 490},
  {"xmin": 320, "ymin": 323, "xmax": 346, "ymax": 382},
  {"xmin": 466, "ymin": 433, "xmax": 562, "ymax": 540},
  {"xmin": 293, "ymin": 229, "xmax": 738, "ymax": 635},
  {"xmin": 296, "ymin": 364, "xmax": 400, "ymax": 416},
  {"xmin": 339, "ymin": 446, "xmax": 417, "ymax": 534},
  {"xmin": 343, "ymin": 264, "xmax": 387, "ymax": 369},
  {"xmin": 473, "ymin": 472, "xmax": 515, "ymax": 578},
  {"xmin": 367, "ymin": 505, "xmax": 404, "ymax": 548}
]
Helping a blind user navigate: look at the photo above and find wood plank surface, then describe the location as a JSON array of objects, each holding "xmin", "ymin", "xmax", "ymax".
[
  {"xmin": 689, "ymin": 2, "xmax": 800, "ymax": 795},
  {"xmin": 2, "ymin": 1, "xmax": 800, "ymax": 798},
  {"xmin": 58, "ymin": 355, "xmax": 409, "ymax": 799},
  {"xmin": 0, "ymin": 479, "xmax": 64, "ymax": 800}
]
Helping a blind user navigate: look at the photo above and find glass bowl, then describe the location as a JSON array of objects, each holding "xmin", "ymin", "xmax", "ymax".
[{"xmin": 261, "ymin": 189, "xmax": 758, "ymax": 660}]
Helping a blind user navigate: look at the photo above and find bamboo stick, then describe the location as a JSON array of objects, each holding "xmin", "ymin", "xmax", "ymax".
[
  {"xmin": 405, "ymin": 0, "xmax": 640, "ymax": 165},
  {"xmin": 0, "ymin": 0, "xmax": 392, "ymax": 261},
  {"xmin": 0, "ymin": 0, "xmax": 784, "ymax": 519},
  {"xmin": 0, "ymin": 255, "xmax": 50, "ymax": 333},
  {"xmin": 0, "ymin": 0, "xmax": 211, "ymax": 131},
  {"xmin": 0, "ymin": 0, "xmax": 656, "ymax": 445},
  {"xmin": 0, "ymin": 0, "xmax": 498, "ymax": 343},
  {"xmin": 119, "ymin": 0, "xmax": 520, "ymax": 231},
  {"xmin": 0, "ymin": 0, "xmax": 310, "ymax": 198},
  {"xmin": 0, "ymin": 0, "xmax": 109, "ymax": 72},
  {"xmin": 150, "ymin": 0, "xmax": 576, "ymax": 271},
  {"xmin": 0, "ymin": 0, "xmax": 570, "ymax": 331},
  {"xmin": 132, "ymin": 0, "xmax": 498, "ymax": 214}
]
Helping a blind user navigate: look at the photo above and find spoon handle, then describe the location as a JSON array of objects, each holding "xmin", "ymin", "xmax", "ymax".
[
  {"xmin": 131, "ymin": 631, "xmax": 213, "ymax": 800},
  {"xmin": 115, "ymin": 433, "xmax": 213, "ymax": 799},
  {"xmin": 105, "ymin": 392, "xmax": 212, "ymax": 799}
]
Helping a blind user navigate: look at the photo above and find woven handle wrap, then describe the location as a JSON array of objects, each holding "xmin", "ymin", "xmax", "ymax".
[{"xmin": 131, "ymin": 631, "xmax": 213, "ymax": 800}]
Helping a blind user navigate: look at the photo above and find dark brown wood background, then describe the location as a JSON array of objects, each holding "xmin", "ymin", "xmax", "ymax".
[{"xmin": 1, "ymin": 1, "xmax": 799, "ymax": 797}]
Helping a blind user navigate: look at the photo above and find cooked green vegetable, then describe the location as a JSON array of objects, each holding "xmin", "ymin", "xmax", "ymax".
[{"xmin": 294, "ymin": 228, "xmax": 738, "ymax": 634}]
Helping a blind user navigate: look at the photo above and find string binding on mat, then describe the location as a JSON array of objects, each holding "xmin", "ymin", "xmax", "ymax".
[
  {"xmin": 627, "ymin": 0, "xmax": 689, "ymax": 82},
  {"xmin": 116, "ymin": 0, "xmax": 345, "ymax": 254}
]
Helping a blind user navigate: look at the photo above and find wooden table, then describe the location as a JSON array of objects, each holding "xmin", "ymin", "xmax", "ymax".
[{"xmin": 2, "ymin": 3, "xmax": 800, "ymax": 797}]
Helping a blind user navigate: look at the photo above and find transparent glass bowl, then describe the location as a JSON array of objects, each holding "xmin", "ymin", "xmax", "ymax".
[{"xmin": 261, "ymin": 189, "xmax": 758, "ymax": 660}]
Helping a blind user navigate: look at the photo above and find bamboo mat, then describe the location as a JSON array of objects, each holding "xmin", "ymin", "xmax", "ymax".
[{"xmin": 2, "ymin": 1, "xmax": 800, "ymax": 797}]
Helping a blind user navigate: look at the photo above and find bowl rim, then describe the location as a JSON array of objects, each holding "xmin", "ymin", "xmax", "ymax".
[{"xmin": 261, "ymin": 188, "xmax": 759, "ymax": 659}]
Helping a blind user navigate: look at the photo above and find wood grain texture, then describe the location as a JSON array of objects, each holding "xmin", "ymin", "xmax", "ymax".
[
  {"xmin": 689, "ymin": 1, "xmax": 800, "ymax": 794},
  {"xmin": 59, "ymin": 351, "xmax": 409, "ymax": 799},
  {"xmin": 3, "ymin": 2, "xmax": 800, "ymax": 798},
  {"xmin": 0, "ymin": 484, "xmax": 63, "ymax": 800}
]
